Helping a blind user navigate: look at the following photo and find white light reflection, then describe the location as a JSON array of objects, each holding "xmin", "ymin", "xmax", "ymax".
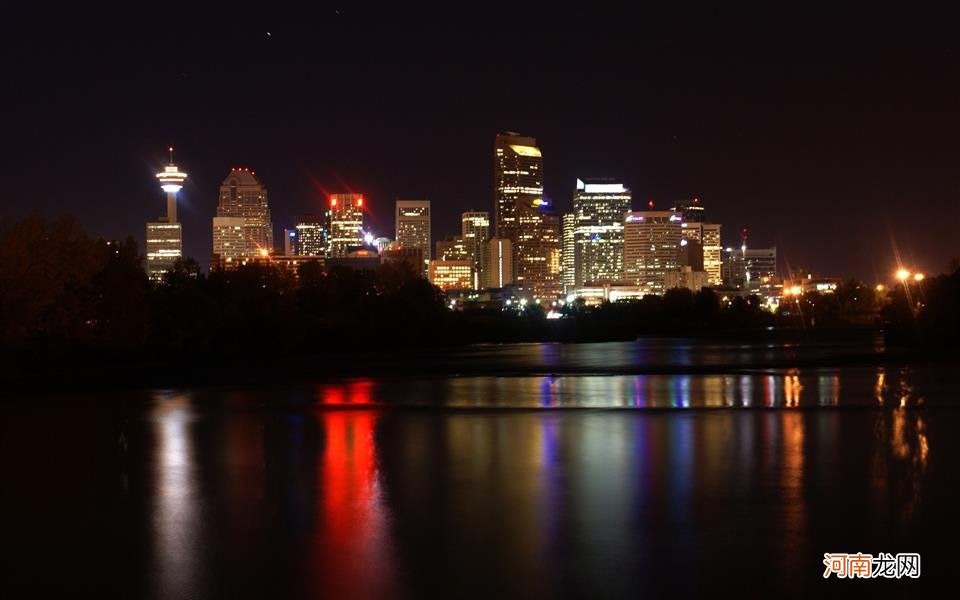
[{"xmin": 152, "ymin": 392, "xmax": 200, "ymax": 598}]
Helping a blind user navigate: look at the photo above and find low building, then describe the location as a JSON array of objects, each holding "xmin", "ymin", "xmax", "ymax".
[{"xmin": 429, "ymin": 260, "xmax": 473, "ymax": 291}]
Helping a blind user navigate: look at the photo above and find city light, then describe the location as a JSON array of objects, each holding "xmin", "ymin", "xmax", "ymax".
[
  {"xmin": 258, "ymin": 248, "xmax": 269, "ymax": 258},
  {"xmin": 876, "ymin": 284, "xmax": 885, "ymax": 292},
  {"xmin": 896, "ymin": 269, "xmax": 911, "ymax": 281},
  {"xmin": 914, "ymin": 273, "xmax": 925, "ymax": 282}
]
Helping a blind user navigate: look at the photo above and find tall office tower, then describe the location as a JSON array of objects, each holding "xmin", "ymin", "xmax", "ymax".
[
  {"xmin": 395, "ymin": 200, "xmax": 431, "ymax": 260},
  {"xmin": 214, "ymin": 168, "xmax": 274, "ymax": 257},
  {"xmin": 623, "ymin": 210, "xmax": 683, "ymax": 294},
  {"xmin": 744, "ymin": 247, "xmax": 777, "ymax": 286},
  {"xmin": 328, "ymin": 194, "xmax": 364, "ymax": 258},
  {"xmin": 146, "ymin": 148, "xmax": 187, "ymax": 282},
  {"xmin": 461, "ymin": 211, "xmax": 490, "ymax": 265},
  {"xmin": 436, "ymin": 236, "xmax": 471, "ymax": 261},
  {"xmin": 561, "ymin": 212, "xmax": 576, "ymax": 290},
  {"xmin": 494, "ymin": 132, "xmax": 543, "ymax": 243},
  {"xmin": 572, "ymin": 178, "xmax": 632, "ymax": 286},
  {"xmin": 283, "ymin": 228, "xmax": 297, "ymax": 255},
  {"xmin": 212, "ymin": 216, "xmax": 246, "ymax": 265},
  {"xmin": 671, "ymin": 197, "xmax": 706, "ymax": 223},
  {"xmin": 515, "ymin": 202, "xmax": 562, "ymax": 299},
  {"xmin": 701, "ymin": 223, "xmax": 722, "ymax": 286},
  {"xmin": 295, "ymin": 213, "xmax": 327, "ymax": 256},
  {"xmin": 481, "ymin": 237, "xmax": 513, "ymax": 289}
]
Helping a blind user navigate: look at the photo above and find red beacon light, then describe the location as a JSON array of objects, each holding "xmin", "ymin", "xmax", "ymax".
[
  {"xmin": 647, "ymin": 200, "xmax": 655, "ymax": 208},
  {"xmin": 331, "ymin": 197, "xmax": 338, "ymax": 207}
]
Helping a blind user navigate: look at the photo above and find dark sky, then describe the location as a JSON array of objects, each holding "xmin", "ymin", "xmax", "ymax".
[{"xmin": 4, "ymin": 5, "xmax": 960, "ymax": 280}]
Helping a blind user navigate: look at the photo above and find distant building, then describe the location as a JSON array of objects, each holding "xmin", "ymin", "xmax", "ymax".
[
  {"xmin": 664, "ymin": 266, "xmax": 709, "ymax": 292},
  {"xmin": 328, "ymin": 194, "xmax": 364, "ymax": 258},
  {"xmin": 395, "ymin": 200, "xmax": 431, "ymax": 264},
  {"xmin": 214, "ymin": 168, "xmax": 273, "ymax": 257},
  {"xmin": 722, "ymin": 246, "xmax": 777, "ymax": 290},
  {"xmin": 561, "ymin": 212, "xmax": 576, "ymax": 291},
  {"xmin": 326, "ymin": 248, "xmax": 380, "ymax": 271},
  {"xmin": 494, "ymin": 132, "xmax": 543, "ymax": 245},
  {"xmin": 212, "ymin": 216, "xmax": 246, "ymax": 266},
  {"xmin": 146, "ymin": 148, "xmax": 187, "ymax": 282},
  {"xmin": 283, "ymin": 228, "xmax": 297, "ymax": 256},
  {"xmin": 679, "ymin": 221, "xmax": 722, "ymax": 286},
  {"xmin": 429, "ymin": 260, "xmax": 473, "ymax": 291},
  {"xmin": 572, "ymin": 178, "xmax": 632, "ymax": 286},
  {"xmin": 461, "ymin": 211, "xmax": 490, "ymax": 269},
  {"xmin": 381, "ymin": 246, "xmax": 423, "ymax": 274},
  {"xmin": 515, "ymin": 202, "xmax": 562, "ymax": 299},
  {"xmin": 671, "ymin": 197, "xmax": 706, "ymax": 223},
  {"xmin": 436, "ymin": 236, "xmax": 471, "ymax": 261},
  {"xmin": 145, "ymin": 222, "xmax": 183, "ymax": 281},
  {"xmin": 481, "ymin": 237, "xmax": 513, "ymax": 289},
  {"xmin": 295, "ymin": 213, "xmax": 327, "ymax": 256},
  {"xmin": 373, "ymin": 236, "xmax": 393, "ymax": 254},
  {"xmin": 623, "ymin": 210, "xmax": 683, "ymax": 294}
]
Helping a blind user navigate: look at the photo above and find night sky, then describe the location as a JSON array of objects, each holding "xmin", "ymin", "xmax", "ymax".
[{"xmin": 5, "ymin": 6, "xmax": 959, "ymax": 280}]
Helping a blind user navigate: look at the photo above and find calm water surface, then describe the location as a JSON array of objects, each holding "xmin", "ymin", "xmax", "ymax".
[{"xmin": 2, "ymin": 340, "xmax": 957, "ymax": 598}]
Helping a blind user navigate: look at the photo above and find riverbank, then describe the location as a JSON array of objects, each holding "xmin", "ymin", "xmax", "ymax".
[{"xmin": 0, "ymin": 328, "xmax": 946, "ymax": 397}]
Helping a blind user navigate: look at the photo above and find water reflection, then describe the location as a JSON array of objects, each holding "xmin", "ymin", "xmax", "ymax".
[
  {"xmin": 131, "ymin": 384, "xmax": 943, "ymax": 598},
  {"xmin": 440, "ymin": 370, "xmax": 857, "ymax": 408},
  {"xmin": 314, "ymin": 408, "xmax": 395, "ymax": 598},
  {"xmin": 151, "ymin": 392, "xmax": 200, "ymax": 599}
]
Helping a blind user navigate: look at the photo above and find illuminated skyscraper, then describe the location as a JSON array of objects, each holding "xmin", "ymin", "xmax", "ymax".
[
  {"xmin": 146, "ymin": 147, "xmax": 187, "ymax": 282},
  {"xmin": 295, "ymin": 213, "xmax": 327, "ymax": 256},
  {"xmin": 213, "ymin": 168, "xmax": 273, "ymax": 257},
  {"xmin": 572, "ymin": 178, "xmax": 632, "ymax": 286},
  {"xmin": 461, "ymin": 211, "xmax": 490, "ymax": 265},
  {"xmin": 702, "ymin": 223, "xmax": 722, "ymax": 286},
  {"xmin": 481, "ymin": 238, "xmax": 513, "ymax": 289},
  {"xmin": 283, "ymin": 228, "xmax": 297, "ymax": 255},
  {"xmin": 395, "ymin": 200, "xmax": 431, "ymax": 264},
  {"xmin": 328, "ymin": 194, "xmax": 364, "ymax": 258},
  {"xmin": 515, "ymin": 202, "xmax": 562, "ymax": 299},
  {"xmin": 623, "ymin": 210, "xmax": 683, "ymax": 294},
  {"xmin": 679, "ymin": 221, "xmax": 722, "ymax": 286},
  {"xmin": 561, "ymin": 212, "xmax": 576, "ymax": 290},
  {"xmin": 494, "ymin": 132, "xmax": 543, "ymax": 243},
  {"xmin": 212, "ymin": 217, "xmax": 246, "ymax": 265}
]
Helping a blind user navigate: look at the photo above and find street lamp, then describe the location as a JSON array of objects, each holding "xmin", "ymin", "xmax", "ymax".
[{"xmin": 896, "ymin": 269, "xmax": 911, "ymax": 281}]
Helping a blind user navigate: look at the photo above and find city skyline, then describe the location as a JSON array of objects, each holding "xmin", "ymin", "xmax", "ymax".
[{"xmin": 5, "ymin": 7, "xmax": 959, "ymax": 281}]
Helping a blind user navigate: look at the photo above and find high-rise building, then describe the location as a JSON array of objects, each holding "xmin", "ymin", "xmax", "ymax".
[
  {"xmin": 436, "ymin": 236, "xmax": 471, "ymax": 261},
  {"xmin": 672, "ymin": 197, "xmax": 706, "ymax": 223},
  {"xmin": 494, "ymin": 132, "xmax": 543, "ymax": 243},
  {"xmin": 428, "ymin": 260, "xmax": 473, "ymax": 291},
  {"xmin": 702, "ymin": 223, "xmax": 722, "ymax": 286},
  {"xmin": 481, "ymin": 238, "xmax": 513, "ymax": 289},
  {"xmin": 395, "ymin": 200, "xmax": 431, "ymax": 264},
  {"xmin": 145, "ymin": 222, "xmax": 183, "ymax": 281},
  {"xmin": 678, "ymin": 221, "xmax": 722, "ymax": 286},
  {"xmin": 515, "ymin": 202, "xmax": 562, "ymax": 299},
  {"xmin": 572, "ymin": 178, "xmax": 632, "ymax": 286},
  {"xmin": 295, "ymin": 213, "xmax": 327, "ymax": 256},
  {"xmin": 212, "ymin": 216, "xmax": 246, "ymax": 265},
  {"xmin": 461, "ymin": 211, "xmax": 490, "ymax": 266},
  {"xmin": 623, "ymin": 210, "xmax": 683, "ymax": 294},
  {"xmin": 562, "ymin": 212, "xmax": 576, "ymax": 291},
  {"xmin": 146, "ymin": 147, "xmax": 187, "ymax": 282},
  {"xmin": 283, "ymin": 228, "xmax": 297, "ymax": 255},
  {"xmin": 214, "ymin": 168, "xmax": 273, "ymax": 257},
  {"xmin": 744, "ymin": 247, "xmax": 777, "ymax": 284},
  {"xmin": 328, "ymin": 194, "xmax": 364, "ymax": 258}
]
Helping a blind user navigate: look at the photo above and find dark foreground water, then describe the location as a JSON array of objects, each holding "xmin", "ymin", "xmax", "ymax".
[{"xmin": 2, "ymin": 340, "xmax": 957, "ymax": 598}]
